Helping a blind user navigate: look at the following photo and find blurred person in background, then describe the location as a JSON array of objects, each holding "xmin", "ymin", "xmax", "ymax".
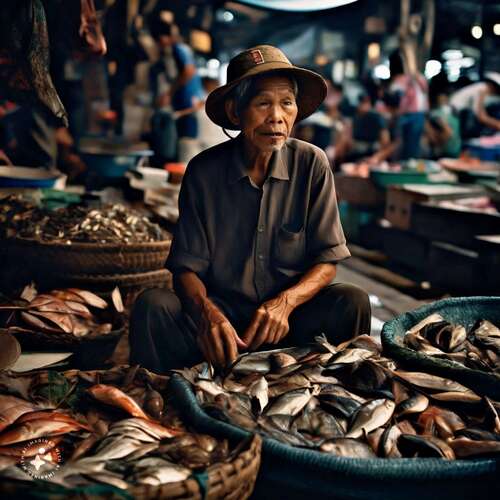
[
  {"xmin": 387, "ymin": 51, "xmax": 428, "ymax": 160},
  {"xmin": 149, "ymin": 18, "xmax": 204, "ymax": 163},
  {"xmin": 334, "ymin": 92, "xmax": 390, "ymax": 164},
  {"xmin": 425, "ymin": 89, "xmax": 461, "ymax": 159},
  {"xmin": 450, "ymin": 73, "xmax": 500, "ymax": 138},
  {"xmin": 196, "ymin": 77, "xmax": 228, "ymax": 152}
]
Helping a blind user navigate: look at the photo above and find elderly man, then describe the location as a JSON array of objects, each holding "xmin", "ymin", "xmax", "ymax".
[{"xmin": 130, "ymin": 45, "xmax": 371, "ymax": 373}]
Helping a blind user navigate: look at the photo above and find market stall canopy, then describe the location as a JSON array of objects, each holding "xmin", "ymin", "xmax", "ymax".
[{"xmin": 236, "ymin": 0, "xmax": 357, "ymax": 11}]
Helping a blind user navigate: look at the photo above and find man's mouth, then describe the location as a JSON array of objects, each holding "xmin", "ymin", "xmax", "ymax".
[{"xmin": 260, "ymin": 132, "xmax": 285, "ymax": 137}]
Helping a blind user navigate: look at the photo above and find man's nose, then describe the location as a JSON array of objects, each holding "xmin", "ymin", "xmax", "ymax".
[{"xmin": 267, "ymin": 104, "xmax": 284, "ymax": 122}]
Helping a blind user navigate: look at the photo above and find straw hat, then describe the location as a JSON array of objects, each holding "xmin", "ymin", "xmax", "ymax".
[{"xmin": 205, "ymin": 45, "xmax": 327, "ymax": 130}]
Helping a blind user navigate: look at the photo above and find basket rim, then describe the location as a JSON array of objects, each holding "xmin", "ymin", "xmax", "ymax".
[{"xmin": 1, "ymin": 236, "xmax": 171, "ymax": 251}]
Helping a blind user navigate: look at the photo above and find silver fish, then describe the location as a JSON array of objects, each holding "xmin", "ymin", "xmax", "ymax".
[
  {"xmin": 249, "ymin": 377, "xmax": 269, "ymax": 413},
  {"xmin": 449, "ymin": 437, "xmax": 500, "ymax": 458},
  {"xmin": 396, "ymin": 393, "xmax": 429, "ymax": 416},
  {"xmin": 393, "ymin": 370, "xmax": 472, "ymax": 393},
  {"xmin": 331, "ymin": 348, "xmax": 374, "ymax": 365},
  {"xmin": 347, "ymin": 399, "xmax": 395, "ymax": 439},
  {"xmin": 266, "ymin": 386, "xmax": 320, "ymax": 417},
  {"xmin": 406, "ymin": 313, "xmax": 444, "ymax": 335},
  {"xmin": 320, "ymin": 438, "xmax": 376, "ymax": 458}
]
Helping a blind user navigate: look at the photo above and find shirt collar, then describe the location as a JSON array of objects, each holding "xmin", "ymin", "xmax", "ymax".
[{"xmin": 227, "ymin": 135, "xmax": 290, "ymax": 185}]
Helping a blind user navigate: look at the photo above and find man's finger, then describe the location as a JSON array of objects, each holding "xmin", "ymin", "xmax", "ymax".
[
  {"xmin": 242, "ymin": 315, "xmax": 261, "ymax": 347},
  {"xmin": 220, "ymin": 325, "xmax": 238, "ymax": 364},
  {"xmin": 250, "ymin": 321, "xmax": 272, "ymax": 350},
  {"xmin": 210, "ymin": 326, "xmax": 226, "ymax": 367},
  {"xmin": 198, "ymin": 333, "xmax": 215, "ymax": 365}
]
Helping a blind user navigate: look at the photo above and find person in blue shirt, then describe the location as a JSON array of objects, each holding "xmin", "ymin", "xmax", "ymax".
[{"xmin": 149, "ymin": 19, "xmax": 204, "ymax": 155}]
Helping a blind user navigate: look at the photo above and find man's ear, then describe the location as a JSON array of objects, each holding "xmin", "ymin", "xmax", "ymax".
[{"xmin": 225, "ymin": 99, "xmax": 240, "ymax": 126}]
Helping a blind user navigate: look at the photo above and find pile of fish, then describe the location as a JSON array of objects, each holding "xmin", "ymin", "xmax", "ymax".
[
  {"xmin": 0, "ymin": 366, "xmax": 233, "ymax": 490},
  {"xmin": 0, "ymin": 284, "xmax": 124, "ymax": 337},
  {"xmin": 180, "ymin": 335, "xmax": 500, "ymax": 460},
  {"xmin": 0, "ymin": 195, "xmax": 165, "ymax": 243},
  {"xmin": 404, "ymin": 314, "xmax": 500, "ymax": 374}
]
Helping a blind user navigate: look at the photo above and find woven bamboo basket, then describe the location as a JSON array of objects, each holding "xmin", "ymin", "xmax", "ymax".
[
  {"xmin": 0, "ymin": 433, "xmax": 261, "ymax": 500},
  {"xmin": 1, "ymin": 237, "xmax": 171, "ymax": 275},
  {"xmin": 3, "ymin": 318, "xmax": 126, "ymax": 370}
]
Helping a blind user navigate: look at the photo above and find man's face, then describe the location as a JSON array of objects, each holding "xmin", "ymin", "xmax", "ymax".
[{"xmin": 239, "ymin": 75, "xmax": 298, "ymax": 154}]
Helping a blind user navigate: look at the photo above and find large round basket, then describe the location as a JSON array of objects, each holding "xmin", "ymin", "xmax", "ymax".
[
  {"xmin": 1, "ymin": 237, "xmax": 171, "ymax": 275},
  {"xmin": 168, "ymin": 374, "xmax": 500, "ymax": 500},
  {"xmin": 381, "ymin": 296, "xmax": 500, "ymax": 400},
  {"xmin": 0, "ymin": 434, "xmax": 261, "ymax": 500}
]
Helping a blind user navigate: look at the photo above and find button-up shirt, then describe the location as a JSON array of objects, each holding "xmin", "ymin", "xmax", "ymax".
[{"xmin": 166, "ymin": 135, "xmax": 350, "ymax": 324}]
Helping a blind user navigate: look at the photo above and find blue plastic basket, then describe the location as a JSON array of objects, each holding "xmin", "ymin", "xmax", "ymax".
[{"xmin": 382, "ymin": 296, "xmax": 500, "ymax": 400}]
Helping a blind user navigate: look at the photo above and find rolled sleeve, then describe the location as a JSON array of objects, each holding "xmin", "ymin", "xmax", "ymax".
[
  {"xmin": 165, "ymin": 166, "xmax": 210, "ymax": 277},
  {"xmin": 306, "ymin": 151, "xmax": 351, "ymax": 265}
]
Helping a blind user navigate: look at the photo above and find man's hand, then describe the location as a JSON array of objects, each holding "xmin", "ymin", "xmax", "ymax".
[
  {"xmin": 197, "ymin": 300, "xmax": 246, "ymax": 367},
  {"xmin": 242, "ymin": 294, "xmax": 295, "ymax": 351}
]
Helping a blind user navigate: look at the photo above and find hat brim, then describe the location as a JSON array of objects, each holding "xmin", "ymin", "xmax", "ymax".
[{"xmin": 205, "ymin": 62, "xmax": 327, "ymax": 130}]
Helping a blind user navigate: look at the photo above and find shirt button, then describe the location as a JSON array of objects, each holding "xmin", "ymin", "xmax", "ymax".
[
  {"xmin": 257, "ymin": 226, "xmax": 264, "ymax": 233},
  {"xmin": 258, "ymin": 254, "xmax": 264, "ymax": 260}
]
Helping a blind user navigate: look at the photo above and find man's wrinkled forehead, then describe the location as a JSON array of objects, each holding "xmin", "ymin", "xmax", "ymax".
[{"xmin": 253, "ymin": 75, "xmax": 296, "ymax": 95}]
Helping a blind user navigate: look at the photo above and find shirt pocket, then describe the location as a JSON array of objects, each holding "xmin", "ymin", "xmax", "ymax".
[{"xmin": 273, "ymin": 224, "xmax": 306, "ymax": 270}]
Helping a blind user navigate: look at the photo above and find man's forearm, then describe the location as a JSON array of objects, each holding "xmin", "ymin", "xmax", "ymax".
[
  {"xmin": 173, "ymin": 271, "xmax": 212, "ymax": 326},
  {"xmin": 277, "ymin": 262, "xmax": 337, "ymax": 310}
]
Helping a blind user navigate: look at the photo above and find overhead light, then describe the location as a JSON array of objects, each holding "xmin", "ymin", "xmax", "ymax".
[
  {"xmin": 424, "ymin": 60, "xmax": 442, "ymax": 79},
  {"xmin": 494, "ymin": 24, "xmax": 500, "ymax": 36},
  {"xmin": 315, "ymin": 54, "xmax": 329, "ymax": 66},
  {"xmin": 461, "ymin": 57, "xmax": 475, "ymax": 68},
  {"xmin": 223, "ymin": 10, "xmax": 234, "ymax": 22},
  {"xmin": 471, "ymin": 25, "xmax": 483, "ymax": 39},
  {"xmin": 207, "ymin": 58, "xmax": 220, "ymax": 70},
  {"xmin": 442, "ymin": 49, "xmax": 463, "ymax": 60},
  {"xmin": 373, "ymin": 64, "xmax": 390, "ymax": 80},
  {"xmin": 367, "ymin": 42, "xmax": 380, "ymax": 61}
]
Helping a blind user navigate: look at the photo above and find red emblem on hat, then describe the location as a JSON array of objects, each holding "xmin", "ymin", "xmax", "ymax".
[{"xmin": 249, "ymin": 49, "xmax": 264, "ymax": 64}]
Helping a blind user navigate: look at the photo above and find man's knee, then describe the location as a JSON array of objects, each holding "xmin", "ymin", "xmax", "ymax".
[
  {"xmin": 324, "ymin": 283, "xmax": 371, "ymax": 337},
  {"xmin": 333, "ymin": 283, "xmax": 370, "ymax": 312},
  {"xmin": 132, "ymin": 288, "xmax": 181, "ymax": 317}
]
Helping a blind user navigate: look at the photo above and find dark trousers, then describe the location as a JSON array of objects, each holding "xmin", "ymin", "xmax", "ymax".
[{"xmin": 129, "ymin": 283, "xmax": 371, "ymax": 374}]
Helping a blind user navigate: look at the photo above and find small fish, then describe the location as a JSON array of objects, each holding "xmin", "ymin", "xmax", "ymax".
[
  {"xmin": 144, "ymin": 384, "xmax": 164, "ymax": 419},
  {"xmin": 399, "ymin": 434, "xmax": 455, "ymax": 459},
  {"xmin": 393, "ymin": 370, "xmax": 472, "ymax": 393},
  {"xmin": 0, "ymin": 418, "xmax": 86, "ymax": 446},
  {"xmin": 249, "ymin": 377, "xmax": 269, "ymax": 413},
  {"xmin": 449, "ymin": 437, "xmax": 500, "ymax": 458},
  {"xmin": 133, "ymin": 462, "xmax": 191, "ymax": 485},
  {"xmin": 108, "ymin": 418, "xmax": 177, "ymax": 440},
  {"xmin": 111, "ymin": 287, "xmax": 124, "ymax": 313},
  {"xmin": 406, "ymin": 313, "xmax": 444, "ymax": 335},
  {"xmin": 380, "ymin": 424, "xmax": 403, "ymax": 458},
  {"xmin": 396, "ymin": 393, "xmax": 429, "ymax": 417},
  {"xmin": 430, "ymin": 391, "xmax": 481, "ymax": 403},
  {"xmin": 331, "ymin": 348, "xmax": 374, "ymax": 365},
  {"xmin": 347, "ymin": 399, "xmax": 395, "ymax": 439},
  {"xmin": 270, "ymin": 352, "xmax": 297, "ymax": 371},
  {"xmin": 266, "ymin": 386, "xmax": 320, "ymax": 417},
  {"xmin": 0, "ymin": 395, "xmax": 38, "ymax": 432},
  {"xmin": 66, "ymin": 289, "xmax": 108, "ymax": 309},
  {"xmin": 320, "ymin": 438, "xmax": 376, "ymax": 458},
  {"xmin": 87, "ymin": 384, "xmax": 150, "ymax": 420}
]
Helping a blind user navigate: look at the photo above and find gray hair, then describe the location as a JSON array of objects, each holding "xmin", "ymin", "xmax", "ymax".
[{"xmin": 230, "ymin": 72, "xmax": 299, "ymax": 118}]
